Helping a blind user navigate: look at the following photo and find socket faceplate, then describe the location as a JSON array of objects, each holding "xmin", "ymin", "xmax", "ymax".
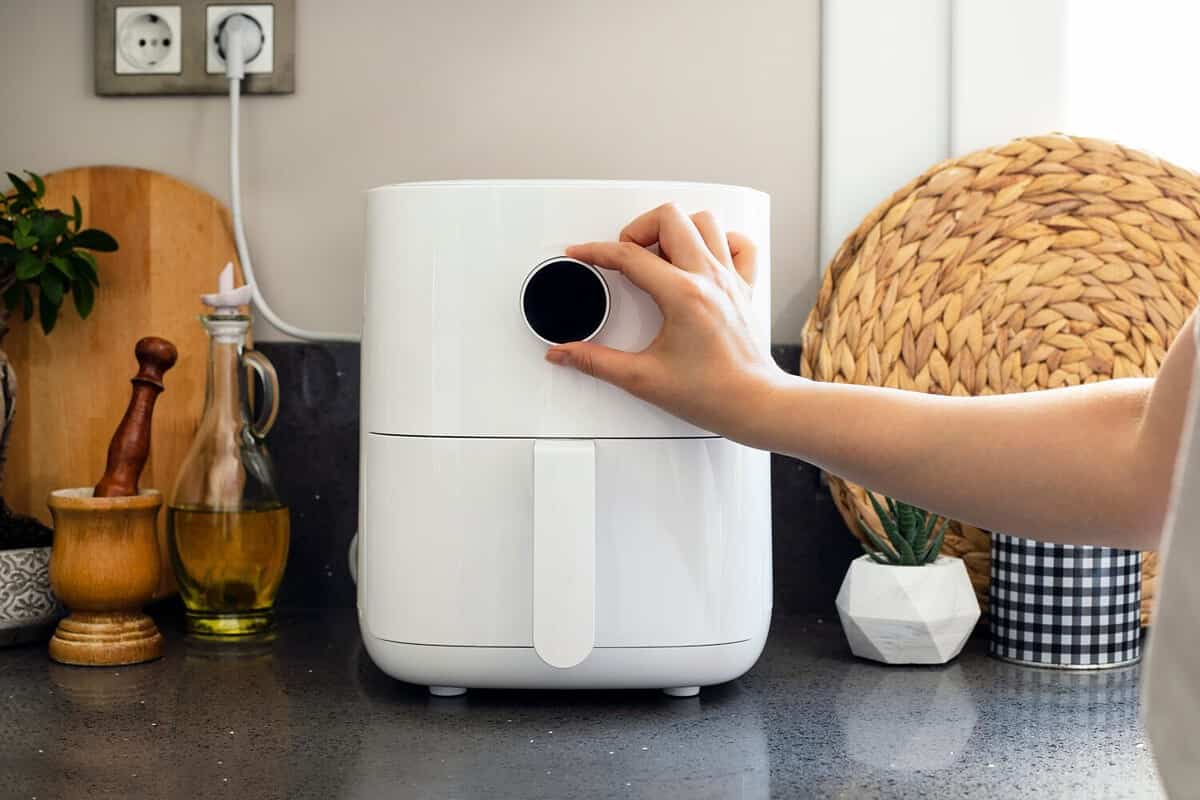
[
  {"xmin": 95, "ymin": 0, "xmax": 294, "ymax": 96},
  {"xmin": 206, "ymin": 5, "xmax": 274, "ymax": 75},
  {"xmin": 114, "ymin": 6, "xmax": 181, "ymax": 74}
]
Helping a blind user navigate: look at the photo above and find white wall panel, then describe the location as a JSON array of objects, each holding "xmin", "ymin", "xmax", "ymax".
[{"xmin": 820, "ymin": 0, "xmax": 950, "ymax": 269}]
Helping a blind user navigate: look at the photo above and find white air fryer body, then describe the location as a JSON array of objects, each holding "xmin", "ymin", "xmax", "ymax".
[{"xmin": 358, "ymin": 180, "xmax": 772, "ymax": 693}]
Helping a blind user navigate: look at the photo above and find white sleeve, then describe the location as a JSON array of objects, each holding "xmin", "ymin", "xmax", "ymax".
[{"xmin": 1143, "ymin": 310, "xmax": 1200, "ymax": 797}]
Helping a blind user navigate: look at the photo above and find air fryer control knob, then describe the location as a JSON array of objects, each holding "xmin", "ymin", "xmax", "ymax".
[{"xmin": 520, "ymin": 257, "xmax": 611, "ymax": 345}]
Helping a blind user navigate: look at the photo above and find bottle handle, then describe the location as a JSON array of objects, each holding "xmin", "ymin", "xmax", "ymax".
[{"xmin": 242, "ymin": 349, "xmax": 280, "ymax": 439}]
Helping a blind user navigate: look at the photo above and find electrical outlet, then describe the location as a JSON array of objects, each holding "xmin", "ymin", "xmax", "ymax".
[
  {"xmin": 206, "ymin": 4, "xmax": 274, "ymax": 75},
  {"xmin": 94, "ymin": 0, "xmax": 293, "ymax": 96},
  {"xmin": 114, "ymin": 5, "xmax": 182, "ymax": 74}
]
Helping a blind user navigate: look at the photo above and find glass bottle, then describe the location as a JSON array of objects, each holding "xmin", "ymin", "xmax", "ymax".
[{"xmin": 168, "ymin": 311, "xmax": 289, "ymax": 637}]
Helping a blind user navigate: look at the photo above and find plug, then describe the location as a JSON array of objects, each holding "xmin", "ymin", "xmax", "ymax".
[{"xmin": 216, "ymin": 12, "xmax": 265, "ymax": 80}]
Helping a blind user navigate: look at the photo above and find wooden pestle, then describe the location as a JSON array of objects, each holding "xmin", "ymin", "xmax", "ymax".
[{"xmin": 93, "ymin": 337, "xmax": 178, "ymax": 498}]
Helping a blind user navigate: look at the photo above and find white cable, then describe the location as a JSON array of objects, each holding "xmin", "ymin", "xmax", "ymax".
[{"xmin": 224, "ymin": 16, "xmax": 360, "ymax": 343}]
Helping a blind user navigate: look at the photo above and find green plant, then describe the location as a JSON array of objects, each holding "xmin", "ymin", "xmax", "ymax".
[
  {"xmin": 859, "ymin": 493, "xmax": 949, "ymax": 566},
  {"xmin": 0, "ymin": 170, "xmax": 117, "ymax": 334}
]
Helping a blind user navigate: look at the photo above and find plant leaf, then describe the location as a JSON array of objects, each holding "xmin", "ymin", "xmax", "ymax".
[
  {"xmin": 12, "ymin": 217, "xmax": 35, "ymax": 250},
  {"xmin": 38, "ymin": 291, "xmax": 59, "ymax": 334},
  {"xmin": 7, "ymin": 172, "xmax": 34, "ymax": 200},
  {"xmin": 889, "ymin": 525, "xmax": 917, "ymax": 565},
  {"xmin": 0, "ymin": 242, "xmax": 17, "ymax": 263},
  {"xmin": 922, "ymin": 517, "xmax": 950, "ymax": 564},
  {"xmin": 72, "ymin": 278, "xmax": 95, "ymax": 319},
  {"xmin": 48, "ymin": 256, "xmax": 74, "ymax": 280},
  {"xmin": 20, "ymin": 285, "xmax": 33, "ymax": 321},
  {"xmin": 866, "ymin": 491, "xmax": 899, "ymax": 539},
  {"xmin": 861, "ymin": 543, "xmax": 891, "ymax": 565},
  {"xmin": 912, "ymin": 510, "xmax": 937, "ymax": 560},
  {"xmin": 71, "ymin": 196, "xmax": 82, "ymax": 232},
  {"xmin": 15, "ymin": 251, "xmax": 43, "ymax": 280},
  {"xmin": 13, "ymin": 229, "xmax": 36, "ymax": 250},
  {"xmin": 922, "ymin": 508, "xmax": 938, "ymax": 540},
  {"xmin": 30, "ymin": 210, "xmax": 68, "ymax": 247},
  {"xmin": 69, "ymin": 251, "xmax": 99, "ymax": 286},
  {"xmin": 2, "ymin": 283, "xmax": 21, "ymax": 312},
  {"xmin": 27, "ymin": 171, "xmax": 45, "ymax": 199},
  {"xmin": 72, "ymin": 228, "xmax": 118, "ymax": 252},
  {"xmin": 908, "ymin": 507, "xmax": 929, "ymax": 557},
  {"xmin": 897, "ymin": 500, "xmax": 918, "ymax": 542},
  {"xmin": 40, "ymin": 270, "xmax": 63, "ymax": 306},
  {"xmin": 858, "ymin": 517, "xmax": 899, "ymax": 564},
  {"xmin": 914, "ymin": 505, "xmax": 928, "ymax": 528},
  {"xmin": 868, "ymin": 492, "xmax": 916, "ymax": 564}
]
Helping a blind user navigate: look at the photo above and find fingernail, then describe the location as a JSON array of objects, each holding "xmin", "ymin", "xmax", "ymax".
[{"xmin": 545, "ymin": 349, "xmax": 569, "ymax": 365}]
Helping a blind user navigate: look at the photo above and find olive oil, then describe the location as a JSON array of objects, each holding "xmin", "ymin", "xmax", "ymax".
[{"xmin": 168, "ymin": 504, "xmax": 290, "ymax": 636}]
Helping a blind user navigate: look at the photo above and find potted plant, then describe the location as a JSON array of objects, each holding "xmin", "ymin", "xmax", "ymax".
[
  {"xmin": 835, "ymin": 494, "xmax": 980, "ymax": 665},
  {"xmin": 0, "ymin": 170, "xmax": 117, "ymax": 645}
]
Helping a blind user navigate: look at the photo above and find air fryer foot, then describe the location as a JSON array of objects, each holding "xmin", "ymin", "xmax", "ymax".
[
  {"xmin": 662, "ymin": 686, "xmax": 700, "ymax": 698},
  {"xmin": 429, "ymin": 686, "xmax": 467, "ymax": 697}
]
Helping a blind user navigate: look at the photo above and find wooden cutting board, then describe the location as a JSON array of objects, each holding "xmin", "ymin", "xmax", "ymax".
[{"xmin": 4, "ymin": 166, "xmax": 247, "ymax": 598}]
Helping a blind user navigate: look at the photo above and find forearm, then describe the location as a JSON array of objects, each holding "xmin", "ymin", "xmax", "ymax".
[
  {"xmin": 743, "ymin": 375, "xmax": 1166, "ymax": 548},
  {"xmin": 551, "ymin": 208, "xmax": 1194, "ymax": 551}
]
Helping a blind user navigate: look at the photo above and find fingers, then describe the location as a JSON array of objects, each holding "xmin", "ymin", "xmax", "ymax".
[
  {"xmin": 726, "ymin": 231, "xmax": 758, "ymax": 285},
  {"xmin": 565, "ymin": 240, "xmax": 681, "ymax": 304},
  {"xmin": 618, "ymin": 203, "xmax": 712, "ymax": 272},
  {"xmin": 690, "ymin": 211, "xmax": 733, "ymax": 268},
  {"xmin": 545, "ymin": 342, "xmax": 648, "ymax": 396}
]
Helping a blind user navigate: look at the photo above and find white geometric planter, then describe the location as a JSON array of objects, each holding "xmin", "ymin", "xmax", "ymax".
[{"xmin": 836, "ymin": 555, "xmax": 980, "ymax": 665}]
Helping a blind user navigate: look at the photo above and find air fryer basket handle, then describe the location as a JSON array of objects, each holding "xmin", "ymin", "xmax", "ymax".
[{"xmin": 532, "ymin": 439, "xmax": 596, "ymax": 669}]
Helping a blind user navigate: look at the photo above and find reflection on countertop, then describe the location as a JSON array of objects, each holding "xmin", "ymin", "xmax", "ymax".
[{"xmin": 2, "ymin": 610, "xmax": 1162, "ymax": 799}]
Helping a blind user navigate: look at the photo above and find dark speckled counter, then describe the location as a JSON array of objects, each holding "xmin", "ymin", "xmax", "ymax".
[{"xmin": 2, "ymin": 610, "xmax": 1161, "ymax": 799}]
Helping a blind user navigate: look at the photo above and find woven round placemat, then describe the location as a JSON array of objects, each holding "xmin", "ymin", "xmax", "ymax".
[{"xmin": 801, "ymin": 134, "xmax": 1200, "ymax": 626}]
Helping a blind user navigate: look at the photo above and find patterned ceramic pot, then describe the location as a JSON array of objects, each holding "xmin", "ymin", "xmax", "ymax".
[{"xmin": 0, "ymin": 546, "xmax": 63, "ymax": 646}]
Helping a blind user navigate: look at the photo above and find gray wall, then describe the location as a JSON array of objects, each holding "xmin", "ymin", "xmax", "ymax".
[{"xmin": 0, "ymin": 0, "xmax": 820, "ymax": 342}]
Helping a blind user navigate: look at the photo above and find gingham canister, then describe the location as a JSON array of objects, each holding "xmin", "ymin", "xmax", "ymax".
[{"xmin": 989, "ymin": 534, "xmax": 1141, "ymax": 668}]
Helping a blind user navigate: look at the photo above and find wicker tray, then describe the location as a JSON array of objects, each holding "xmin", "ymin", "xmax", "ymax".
[{"xmin": 801, "ymin": 134, "xmax": 1200, "ymax": 626}]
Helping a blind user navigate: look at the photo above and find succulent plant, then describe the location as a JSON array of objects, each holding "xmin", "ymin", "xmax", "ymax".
[{"xmin": 859, "ymin": 493, "xmax": 948, "ymax": 566}]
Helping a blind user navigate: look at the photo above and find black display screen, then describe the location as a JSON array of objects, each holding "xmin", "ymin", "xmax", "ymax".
[{"xmin": 522, "ymin": 259, "xmax": 609, "ymax": 344}]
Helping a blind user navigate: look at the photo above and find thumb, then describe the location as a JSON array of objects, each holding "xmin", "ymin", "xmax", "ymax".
[{"xmin": 546, "ymin": 342, "xmax": 643, "ymax": 391}]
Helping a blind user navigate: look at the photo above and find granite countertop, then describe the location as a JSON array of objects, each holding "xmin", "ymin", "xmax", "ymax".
[{"xmin": 2, "ymin": 609, "xmax": 1162, "ymax": 799}]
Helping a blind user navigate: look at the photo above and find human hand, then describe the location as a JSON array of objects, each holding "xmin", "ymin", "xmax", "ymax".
[{"xmin": 546, "ymin": 203, "xmax": 784, "ymax": 444}]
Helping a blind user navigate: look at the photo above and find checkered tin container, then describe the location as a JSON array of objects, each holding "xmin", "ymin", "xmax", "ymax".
[{"xmin": 990, "ymin": 534, "xmax": 1142, "ymax": 669}]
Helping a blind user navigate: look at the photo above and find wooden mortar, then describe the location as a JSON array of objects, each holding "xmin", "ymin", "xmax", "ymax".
[
  {"xmin": 47, "ymin": 488, "xmax": 165, "ymax": 666},
  {"xmin": 46, "ymin": 337, "xmax": 176, "ymax": 666}
]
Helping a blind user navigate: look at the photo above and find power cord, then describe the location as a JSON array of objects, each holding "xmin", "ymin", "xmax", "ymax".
[{"xmin": 221, "ymin": 14, "xmax": 361, "ymax": 343}]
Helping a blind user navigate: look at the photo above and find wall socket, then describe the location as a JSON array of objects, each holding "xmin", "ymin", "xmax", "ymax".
[
  {"xmin": 205, "ymin": 4, "xmax": 274, "ymax": 75},
  {"xmin": 95, "ymin": 0, "xmax": 294, "ymax": 96},
  {"xmin": 114, "ymin": 6, "xmax": 182, "ymax": 74}
]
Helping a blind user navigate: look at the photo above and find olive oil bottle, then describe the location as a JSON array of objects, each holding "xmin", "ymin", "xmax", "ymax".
[
  {"xmin": 168, "ymin": 267, "xmax": 289, "ymax": 637},
  {"xmin": 168, "ymin": 504, "xmax": 289, "ymax": 636}
]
